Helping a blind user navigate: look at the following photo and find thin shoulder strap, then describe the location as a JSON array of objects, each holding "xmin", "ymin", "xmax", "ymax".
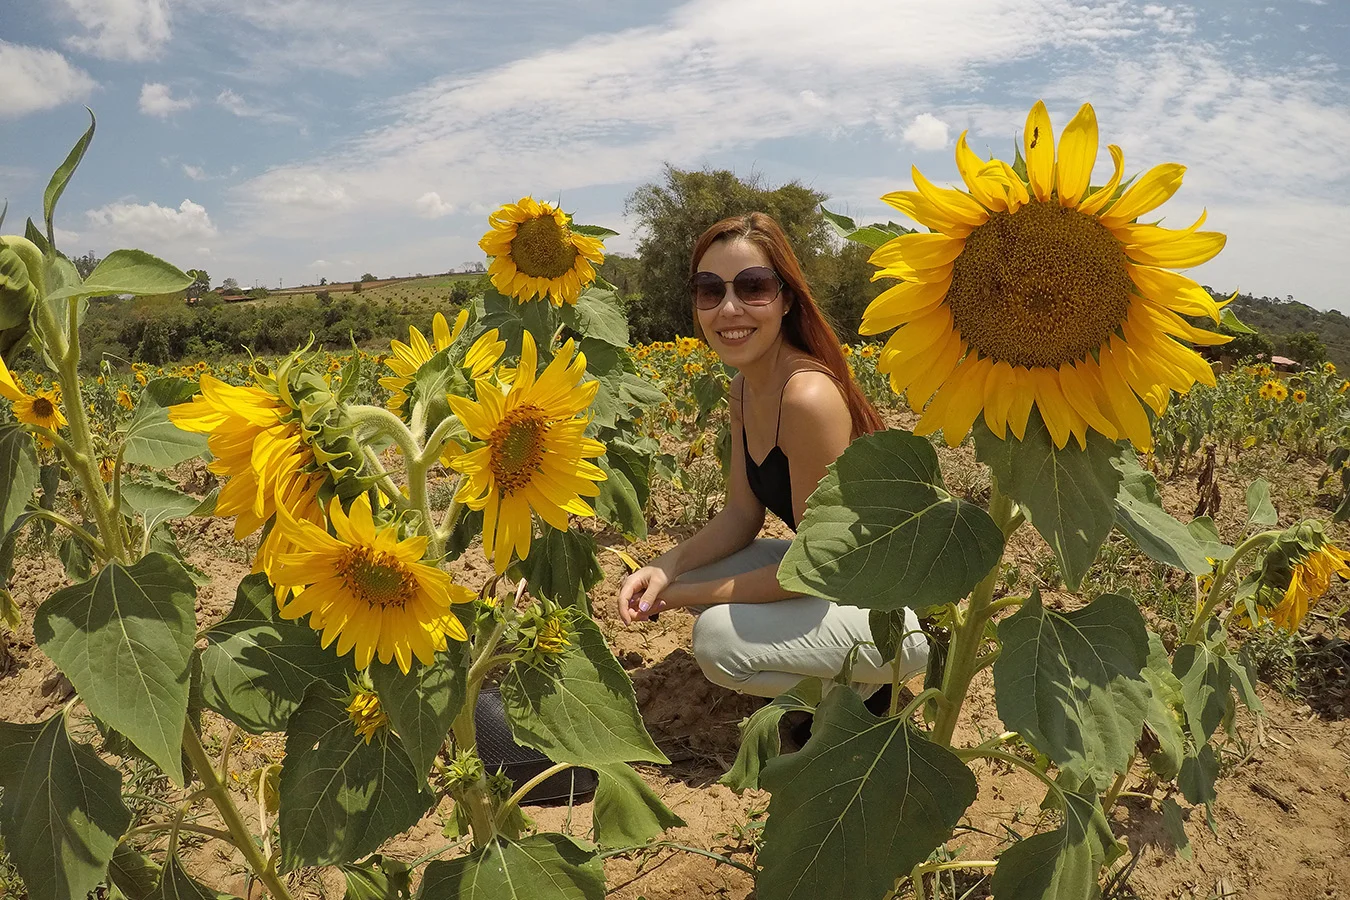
[{"xmin": 774, "ymin": 363, "xmax": 837, "ymax": 444}]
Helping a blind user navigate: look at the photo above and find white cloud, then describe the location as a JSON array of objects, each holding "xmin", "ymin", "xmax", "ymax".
[
  {"xmin": 215, "ymin": 89, "xmax": 295, "ymax": 125},
  {"xmin": 59, "ymin": 0, "xmax": 171, "ymax": 61},
  {"xmin": 182, "ymin": 163, "xmax": 208, "ymax": 181},
  {"xmin": 256, "ymin": 172, "xmax": 353, "ymax": 211},
  {"xmin": 0, "ymin": 41, "xmax": 96, "ymax": 118},
  {"xmin": 139, "ymin": 82, "xmax": 193, "ymax": 117},
  {"xmin": 54, "ymin": 227, "xmax": 82, "ymax": 246},
  {"xmin": 901, "ymin": 113, "xmax": 950, "ymax": 151},
  {"xmin": 414, "ymin": 191, "xmax": 455, "ymax": 219},
  {"xmin": 85, "ymin": 199, "xmax": 217, "ymax": 243},
  {"xmin": 308, "ymin": 259, "xmax": 330, "ymax": 268}
]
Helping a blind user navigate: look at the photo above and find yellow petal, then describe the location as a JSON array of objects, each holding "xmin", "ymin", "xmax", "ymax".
[
  {"xmin": 1099, "ymin": 163, "xmax": 1187, "ymax": 228},
  {"xmin": 859, "ymin": 276, "xmax": 952, "ymax": 335},
  {"xmin": 1127, "ymin": 263, "xmax": 1221, "ymax": 320},
  {"xmin": 869, "ymin": 232, "xmax": 966, "ymax": 271},
  {"xmin": 1024, "ymin": 100, "xmax": 1055, "ymax": 203},
  {"xmin": 954, "ymin": 132, "xmax": 1008, "ymax": 211},
  {"xmin": 1078, "ymin": 144, "xmax": 1125, "ymax": 216},
  {"xmin": 1056, "ymin": 103, "xmax": 1098, "ymax": 207},
  {"xmin": 910, "ymin": 167, "xmax": 989, "ymax": 227}
]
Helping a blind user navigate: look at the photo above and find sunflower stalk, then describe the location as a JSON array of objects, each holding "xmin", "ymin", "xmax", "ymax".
[
  {"xmin": 931, "ymin": 481, "xmax": 1017, "ymax": 747},
  {"xmin": 1184, "ymin": 530, "xmax": 1280, "ymax": 644}
]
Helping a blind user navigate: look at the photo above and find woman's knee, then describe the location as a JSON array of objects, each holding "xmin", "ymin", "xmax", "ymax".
[{"xmin": 691, "ymin": 605, "xmax": 747, "ymax": 688}]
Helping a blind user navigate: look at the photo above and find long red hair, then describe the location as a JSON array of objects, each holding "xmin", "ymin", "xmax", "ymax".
[{"xmin": 690, "ymin": 213, "xmax": 884, "ymax": 437}]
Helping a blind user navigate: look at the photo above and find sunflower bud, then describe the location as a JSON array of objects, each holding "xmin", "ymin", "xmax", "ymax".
[{"xmin": 0, "ymin": 236, "xmax": 42, "ymax": 331}]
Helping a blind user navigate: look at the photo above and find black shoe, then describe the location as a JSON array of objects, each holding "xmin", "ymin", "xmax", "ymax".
[{"xmin": 864, "ymin": 683, "xmax": 893, "ymax": 717}]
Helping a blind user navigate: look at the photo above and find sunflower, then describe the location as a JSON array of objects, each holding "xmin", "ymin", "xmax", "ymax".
[
  {"xmin": 864, "ymin": 100, "xmax": 1229, "ymax": 452},
  {"xmin": 1273, "ymin": 383, "xmax": 1289, "ymax": 402},
  {"xmin": 269, "ymin": 494, "xmax": 475, "ymax": 673},
  {"xmin": 346, "ymin": 690, "xmax": 389, "ymax": 744},
  {"xmin": 1293, "ymin": 389, "xmax": 1308, "ymax": 404},
  {"xmin": 116, "ymin": 387, "xmax": 134, "ymax": 410},
  {"xmin": 1269, "ymin": 542, "xmax": 1350, "ymax": 631},
  {"xmin": 14, "ymin": 386, "xmax": 68, "ymax": 434},
  {"xmin": 169, "ymin": 373, "xmax": 312, "ymax": 540},
  {"xmin": 1325, "ymin": 362, "xmax": 1337, "ymax": 375},
  {"xmin": 447, "ymin": 332, "xmax": 607, "ymax": 573},
  {"xmin": 379, "ymin": 310, "xmax": 505, "ymax": 414},
  {"xmin": 479, "ymin": 198, "xmax": 605, "ymax": 306},
  {"xmin": 1258, "ymin": 380, "xmax": 1279, "ymax": 400}
]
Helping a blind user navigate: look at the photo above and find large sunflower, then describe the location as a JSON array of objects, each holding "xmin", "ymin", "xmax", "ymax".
[
  {"xmin": 1269, "ymin": 542, "xmax": 1350, "ymax": 631},
  {"xmin": 169, "ymin": 373, "xmax": 312, "ymax": 539},
  {"xmin": 479, "ymin": 198, "xmax": 604, "ymax": 306},
  {"xmin": 864, "ymin": 101, "xmax": 1229, "ymax": 452},
  {"xmin": 270, "ymin": 494, "xmax": 475, "ymax": 673},
  {"xmin": 13, "ymin": 387, "xmax": 67, "ymax": 433},
  {"xmin": 447, "ymin": 332, "xmax": 607, "ymax": 572}
]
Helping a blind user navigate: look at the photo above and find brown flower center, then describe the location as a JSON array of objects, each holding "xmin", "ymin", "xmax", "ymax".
[
  {"xmin": 336, "ymin": 547, "xmax": 418, "ymax": 609},
  {"xmin": 489, "ymin": 406, "xmax": 549, "ymax": 495},
  {"xmin": 946, "ymin": 201, "xmax": 1133, "ymax": 368},
  {"xmin": 510, "ymin": 215, "xmax": 579, "ymax": 279},
  {"xmin": 33, "ymin": 397, "xmax": 55, "ymax": 418}
]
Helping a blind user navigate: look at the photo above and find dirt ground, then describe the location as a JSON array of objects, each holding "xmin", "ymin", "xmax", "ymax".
[{"xmin": 1, "ymin": 432, "xmax": 1348, "ymax": 900}]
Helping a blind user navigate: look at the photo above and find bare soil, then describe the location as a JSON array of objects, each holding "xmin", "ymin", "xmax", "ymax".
[{"xmin": 2, "ymin": 438, "xmax": 1348, "ymax": 900}]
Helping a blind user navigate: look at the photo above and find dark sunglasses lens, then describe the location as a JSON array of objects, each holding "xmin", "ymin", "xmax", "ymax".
[
  {"xmin": 691, "ymin": 273, "xmax": 726, "ymax": 308},
  {"xmin": 733, "ymin": 268, "xmax": 779, "ymax": 304}
]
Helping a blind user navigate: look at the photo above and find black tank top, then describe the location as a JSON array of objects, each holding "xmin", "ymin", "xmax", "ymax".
[{"xmin": 741, "ymin": 367, "xmax": 835, "ymax": 531}]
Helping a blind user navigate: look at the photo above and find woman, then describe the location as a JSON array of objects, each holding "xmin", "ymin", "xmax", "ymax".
[{"xmin": 617, "ymin": 213, "xmax": 929, "ymax": 701}]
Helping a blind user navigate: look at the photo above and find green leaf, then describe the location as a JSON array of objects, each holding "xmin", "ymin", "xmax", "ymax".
[
  {"xmin": 1178, "ymin": 742, "xmax": 1218, "ymax": 807},
  {"xmin": 591, "ymin": 762, "xmax": 685, "ymax": 848},
  {"xmin": 123, "ymin": 400, "xmax": 208, "ymax": 469},
  {"xmin": 153, "ymin": 853, "xmax": 240, "ymax": 900},
  {"xmin": 141, "ymin": 376, "xmax": 201, "ymax": 409},
  {"xmin": 605, "ymin": 438, "xmax": 654, "ymax": 510},
  {"xmin": 33, "ymin": 552, "xmax": 196, "ymax": 783},
  {"xmin": 47, "ymin": 250, "xmax": 192, "ymax": 301},
  {"xmin": 1225, "ymin": 646, "xmax": 1264, "ymax": 715},
  {"xmin": 975, "ymin": 413, "xmax": 1123, "ymax": 591},
  {"xmin": 993, "ymin": 590, "xmax": 1151, "ymax": 787},
  {"xmin": 369, "ymin": 646, "xmax": 467, "ymax": 778},
  {"xmin": 720, "ymin": 678, "xmax": 820, "ymax": 793},
  {"xmin": 477, "ymin": 288, "xmax": 556, "ymax": 361},
  {"xmin": 44, "ymin": 110, "xmax": 95, "ymax": 246},
  {"xmin": 1141, "ymin": 632, "xmax": 1186, "ymax": 781},
  {"xmin": 200, "ymin": 572, "xmax": 354, "ymax": 733},
  {"xmin": 560, "ymin": 287, "xmax": 628, "ymax": 346},
  {"xmin": 0, "ymin": 712, "xmax": 131, "ymax": 900},
  {"xmin": 500, "ymin": 616, "xmax": 666, "ymax": 765},
  {"xmin": 593, "ymin": 455, "xmax": 646, "ymax": 539},
  {"xmin": 58, "ymin": 532, "xmax": 94, "ymax": 582},
  {"xmin": 1186, "ymin": 516, "xmax": 1234, "ymax": 561},
  {"xmin": 1160, "ymin": 797, "xmax": 1192, "ymax": 860},
  {"xmin": 569, "ymin": 224, "xmax": 620, "ymax": 239},
  {"xmin": 1220, "ymin": 306, "xmax": 1256, "ymax": 334},
  {"xmin": 0, "ymin": 244, "xmax": 38, "ymax": 329},
  {"xmin": 757, "ymin": 687, "xmax": 976, "ymax": 900},
  {"xmin": 1245, "ymin": 479, "xmax": 1278, "ymax": 527},
  {"xmin": 108, "ymin": 843, "xmax": 162, "ymax": 899},
  {"xmin": 989, "ymin": 789, "xmax": 1120, "ymax": 900},
  {"xmin": 515, "ymin": 525, "xmax": 603, "ymax": 611},
  {"xmin": 779, "ymin": 429, "xmax": 1005, "ymax": 614},
  {"xmin": 1171, "ymin": 643, "xmax": 1227, "ymax": 742},
  {"xmin": 1112, "ymin": 453, "xmax": 1219, "ymax": 575},
  {"xmin": 0, "ymin": 425, "xmax": 39, "ymax": 541},
  {"xmin": 819, "ymin": 206, "xmax": 913, "ymax": 249},
  {"xmin": 417, "ymin": 834, "xmax": 604, "ymax": 900},
  {"xmin": 121, "ymin": 480, "xmax": 201, "ymax": 537},
  {"xmin": 341, "ymin": 854, "xmax": 412, "ymax": 900},
  {"xmin": 278, "ymin": 681, "xmax": 433, "ymax": 871}
]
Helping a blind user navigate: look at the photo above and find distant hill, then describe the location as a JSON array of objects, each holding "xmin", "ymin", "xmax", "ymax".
[{"xmin": 1211, "ymin": 289, "xmax": 1350, "ymax": 369}]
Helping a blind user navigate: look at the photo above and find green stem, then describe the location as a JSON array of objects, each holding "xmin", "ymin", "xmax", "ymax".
[
  {"xmin": 180, "ymin": 724, "xmax": 295, "ymax": 900},
  {"xmin": 955, "ymin": 747, "xmax": 1063, "ymax": 804},
  {"xmin": 931, "ymin": 480, "xmax": 1017, "ymax": 747},
  {"xmin": 1100, "ymin": 753, "xmax": 1136, "ymax": 812},
  {"xmin": 1184, "ymin": 530, "xmax": 1281, "ymax": 644},
  {"xmin": 597, "ymin": 841, "xmax": 759, "ymax": 877},
  {"xmin": 360, "ymin": 447, "xmax": 410, "ymax": 512},
  {"xmin": 25, "ymin": 508, "xmax": 104, "ymax": 557},
  {"xmin": 451, "ymin": 615, "xmax": 510, "ymax": 753},
  {"xmin": 496, "ymin": 762, "xmax": 572, "ymax": 827},
  {"xmin": 122, "ymin": 821, "xmax": 236, "ymax": 845}
]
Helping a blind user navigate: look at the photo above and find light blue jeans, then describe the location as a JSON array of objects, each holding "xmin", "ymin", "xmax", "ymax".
[{"xmin": 684, "ymin": 539, "xmax": 930, "ymax": 698}]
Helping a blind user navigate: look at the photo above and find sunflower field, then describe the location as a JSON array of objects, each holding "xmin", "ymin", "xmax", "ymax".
[{"xmin": 1, "ymin": 104, "xmax": 1348, "ymax": 900}]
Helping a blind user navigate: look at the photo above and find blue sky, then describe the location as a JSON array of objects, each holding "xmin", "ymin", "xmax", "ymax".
[{"xmin": 2, "ymin": 0, "xmax": 1348, "ymax": 311}]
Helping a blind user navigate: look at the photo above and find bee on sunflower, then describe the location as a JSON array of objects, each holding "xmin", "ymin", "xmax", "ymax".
[
  {"xmin": 479, "ymin": 198, "xmax": 605, "ymax": 306},
  {"xmin": 865, "ymin": 100, "xmax": 1230, "ymax": 452}
]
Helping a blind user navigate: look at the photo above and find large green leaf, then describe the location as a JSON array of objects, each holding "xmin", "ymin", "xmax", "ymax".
[
  {"xmin": 993, "ymin": 590, "xmax": 1150, "ymax": 787},
  {"xmin": 500, "ymin": 616, "xmax": 666, "ymax": 765},
  {"xmin": 108, "ymin": 843, "xmax": 162, "ymax": 899},
  {"xmin": 1112, "ymin": 454, "xmax": 1218, "ymax": 575},
  {"xmin": 591, "ymin": 762, "xmax": 685, "ymax": 848},
  {"xmin": 369, "ymin": 646, "xmax": 467, "ymax": 778},
  {"xmin": 34, "ymin": 552, "xmax": 196, "ymax": 783},
  {"xmin": 0, "ymin": 424, "xmax": 39, "ymax": 540},
  {"xmin": 44, "ymin": 111, "xmax": 95, "ymax": 246},
  {"xmin": 1141, "ymin": 632, "xmax": 1186, "ymax": 781},
  {"xmin": 121, "ymin": 480, "xmax": 201, "ymax": 538},
  {"xmin": 975, "ymin": 414, "xmax": 1123, "ymax": 590},
  {"xmin": 779, "ymin": 429, "xmax": 1004, "ymax": 614},
  {"xmin": 1245, "ymin": 479, "xmax": 1278, "ymax": 527},
  {"xmin": 200, "ymin": 572, "xmax": 354, "ymax": 733},
  {"xmin": 341, "ymin": 855, "xmax": 412, "ymax": 900},
  {"xmin": 592, "ymin": 455, "xmax": 646, "ymax": 539},
  {"xmin": 989, "ymin": 789, "xmax": 1120, "ymax": 900},
  {"xmin": 476, "ymin": 289, "xmax": 556, "ymax": 360},
  {"xmin": 757, "ymin": 688, "xmax": 976, "ymax": 900},
  {"xmin": 515, "ymin": 525, "xmax": 603, "ymax": 611},
  {"xmin": 47, "ymin": 250, "xmax": 191, "ymax": 301},
  {"xmin": 560, "ymin": 287, "xmax": 628, "ymax": 347},
  {"xmin": 417, "ymin": 834, "xmax": 604, "ymax": 900},
  {"xmin": 720, "ymin": 678, "xmax": 821, "ymax": 793},
  {"xmin": 153, "ymin": 853, "xmax": 240, "ymax": 900},
  {"xmin": 0, "ymin": 713, "xmax": 131, "ymax": 900},
  {"xmin": 1160, "ymin": 797, "xmax": 1193, "ymax": 860},
  {"xmin": 1178, "ymin": 742, "xmax": 1218, "ymax": 807},
  {"xmin": 278, "ymin": 682, "xmax": 433, "ymax": 871},
  {"xmin": 120, "ymin": 377, "xmax": 207, "ymax": 469},
  {"xmin": 1171, "ymin": 642, "xmax": 1228, "ymax": 743}
]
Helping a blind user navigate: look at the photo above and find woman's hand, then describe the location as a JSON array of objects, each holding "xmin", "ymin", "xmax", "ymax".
[{"xmin": 618, "ymin": 564, "xmax": 676, "ymax": 625}]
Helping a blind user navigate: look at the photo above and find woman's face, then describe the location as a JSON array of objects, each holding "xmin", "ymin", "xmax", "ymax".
[{"xmin": 693, "ymin": 239, "xmax": 787, "ymax": 368}]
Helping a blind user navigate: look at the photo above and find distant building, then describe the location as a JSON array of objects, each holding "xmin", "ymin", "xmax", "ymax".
[{"xmin": 220, "ymin": 293, "xmax": 251, "ymax": 303}]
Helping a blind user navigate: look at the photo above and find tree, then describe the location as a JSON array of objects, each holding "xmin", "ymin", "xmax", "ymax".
[
  {"xmin": 624, "ymin": 167, "xmax": 831, "ymax": 341},
  {"xmin": 221, "ymin": 277, "xmax": 240, "ymax": 292},
  {"xmin": 185, "ymin": 268, "xmax": 210, "ymax": 299},
  {"xmin": 360, "ymin": 272, "xmax": 377, "ymax": 283},
  {"xmin": 319, "ymin": 277, "xmax": 328, "ymax": 286},
  {"xmin": 72, "ymin": 251, "xmax": 102, "ymax": 280},
  {"xmin": 1283, "ymin": 331, "xmax": 1327, "ymax": 367},
  {"xmin": 1218, "ymin": 325, "xmax": 1274, "ymax": 363}
]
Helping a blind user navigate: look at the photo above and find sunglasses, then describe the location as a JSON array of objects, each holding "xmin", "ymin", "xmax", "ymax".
[{"xmin": 689, "ymin": 266, "xmax": 784, "ymax": 310}]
